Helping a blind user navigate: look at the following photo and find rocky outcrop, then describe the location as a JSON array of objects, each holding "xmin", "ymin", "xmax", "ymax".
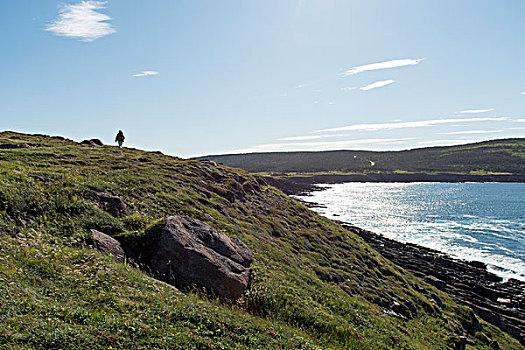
[
  {"xmin": 0, "ymin": 142, "xmax": 35, "ymax": 149},
  {"xmin": 91, "ymin": 191, "xmax": 128, "ymax": 216},
  {"xmin": 124, "ymin": 215, "xmax": 253, "ymax": 300},
  {"xmin": 81, "ymin": 139, "xmax": 104, "ymax": 147},
  {"xmin": 342, "ymin": 224, "xmax": 525, "ymax": 346},
  {"xmin": 262, "ymin": 176, "xmax": 320, "ymax": 196}
]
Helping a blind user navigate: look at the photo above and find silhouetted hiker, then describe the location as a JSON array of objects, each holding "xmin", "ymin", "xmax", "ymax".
[{"xmin": 115, "ymin": 130, "xmax": 125, "ymax": 148}]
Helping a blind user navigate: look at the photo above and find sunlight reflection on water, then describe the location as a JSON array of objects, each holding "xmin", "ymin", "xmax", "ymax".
[{"xmin": 295, "ymin": 182, "xmax": 525, "ymax": 281}]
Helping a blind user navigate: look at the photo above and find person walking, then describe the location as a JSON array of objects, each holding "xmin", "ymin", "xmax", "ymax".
[{"xmin": 115, "ymin": 130, "xmax": 125, "ymax": 148}]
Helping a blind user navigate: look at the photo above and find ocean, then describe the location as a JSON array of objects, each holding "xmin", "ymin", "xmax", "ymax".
[{"xmin": 294, "ymin": 182, "xmax": 525, "ymax": 282}]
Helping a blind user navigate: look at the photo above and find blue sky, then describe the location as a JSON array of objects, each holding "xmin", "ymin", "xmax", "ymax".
[{"xmin": 1, "ymin": 1, "xmax": 524, "ymax": 157}]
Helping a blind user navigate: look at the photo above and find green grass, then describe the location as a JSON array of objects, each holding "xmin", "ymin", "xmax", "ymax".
[{"xmin": 0, "ymin": 131, "xmax": 522, "ymax": 349}]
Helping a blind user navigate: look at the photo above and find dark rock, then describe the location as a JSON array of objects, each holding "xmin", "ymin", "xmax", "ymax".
[
  {"xmin": 423, "ymin": 275, "xmax": 446, "ymax": 289},
  {"xmin": 469, "ymin": 261, "xmax": 487, "ymax": 269},
  {"xmin": 431, "ymin": 293, "xmax": 444, "ymax": 309},
  {"xmin": 130, "ymin": 215, "xmax": 253, "ymax": 300},
  {"xmin": 91, "ymin": 191, "xmax": 128, "ymax": 216},
  {"xmin": 81, "ymin": 139, "xmax": 104, "ymax": 147},
  {"xmin": 489, "ymin": 339, "xmax": 501, "ymax": 349},
  {"xmin": 91, "ymin": 229, "xmax": 127, "ymax": 262},
  {"xmin": 455, "ymin": 336, "xmax": 475, "ymax": 350},
  {"xmin": 0, "ymin": 143, "xmax": 34, "ymax": 149},
  {"xmin": 262, "ymin": 176, "xmax": 320, "ymax": 196}
]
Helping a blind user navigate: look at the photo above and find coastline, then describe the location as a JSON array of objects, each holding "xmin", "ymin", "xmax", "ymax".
[
  {"xmin": 267, "ymin": 176, "xmax": 525, "ymax": 345},
  {"xmin": 267, "ymin": 173, "xmax": 525, "ymax": 187},
  {"xmin": 344, "ymin": 224, "xmax": 525, "ymax": 345}
]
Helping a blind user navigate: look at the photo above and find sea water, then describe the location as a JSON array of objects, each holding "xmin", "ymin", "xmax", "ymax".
[{"xmin": 295, "ymin": 182, "xmax": 525, "ymax": 281}]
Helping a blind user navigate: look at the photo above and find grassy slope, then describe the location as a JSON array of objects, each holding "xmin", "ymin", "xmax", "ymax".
[
  {"xmin": 0, "ymin": 131, "xmax": 521, "ymax": 349},
  {"xmin": 200, "ymin": 138, "xmax": 525, "ymax": 175}
]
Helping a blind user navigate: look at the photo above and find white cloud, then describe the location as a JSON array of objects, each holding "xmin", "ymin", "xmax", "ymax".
[
  {"xmin": 237, "ymin": 138, "xmax": 414, "ymax": 153},
  {"xmin": 279, "ymin": 134, "xmax": 345, "ymax": 141},
  {"xmin": 132, "ymin": 71, "xmax": 159, "ymax": 77},
  {"xmin": 360, "ymin": 80, "xmax": 395, "ymax": 91},
  {"xmin": 437, "ymin": 130, "xmax": 504, "ymax": 135},
  {"xmin": 341, "ymin": 58, "xmax": 423, "ymax": 77},
  {"xmin": 418, "ymin": 140, "xmax": 469, "ymax": 145},
  {"xmin": 457, "ymin": 108, "xmax": 494, "ymax": 114},
  {"xmin": 515, "ymin": 119, "xmax": 525, "ymax": 123},
  {"xmin": 521, "ymin": 92, "xmax": 525, "ymax": 95},
  {"xmin": 296, "ymin": 83, "xmax": 312, "ymax": 88},
  {"xmin": 315, "ymin": 117, "xmax": 506, "ymax": 133},
  {"xmin": 46, "ymin": 1, "xmax": 115, "ymax": 42}
]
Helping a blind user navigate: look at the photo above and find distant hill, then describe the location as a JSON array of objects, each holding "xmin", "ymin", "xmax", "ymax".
[{"xmin": 200, "ymin": 139, "xmax": 525, "ymax": 175}]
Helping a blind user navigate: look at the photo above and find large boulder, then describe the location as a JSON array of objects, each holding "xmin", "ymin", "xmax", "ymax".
[{"xmin": 132, "ymin": 216, "xmax": 253, "ymax": 300}]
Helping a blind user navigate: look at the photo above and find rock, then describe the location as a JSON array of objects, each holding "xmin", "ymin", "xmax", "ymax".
[
  {"xmin": 423, "ymin": 275, "xmax": 446, "ymax": 289},
  {"xmin": 91, "ymin": 229, "xmax": 126, "ymax": 262},
  {"xmin": 131, "ymin": 215, "xmax": 253, "ymax": 300},
  {"xmin": 81, "ymin": 139, "xmax": 104, "ymax": 147},
  {"xmin": 455, "ymin": 336, "xmax": 475, "ymax": 350},
  {"xmin": 91, "ymin": 191, "xmax": 128, "ymax": 216},
  {"xmin": 0, "ymin": 143, "xmax": 34, "ymax": 149},
  {"xmin": 489, "ymin": 339, "xmax": 501, "ymax": 349},
  {"xmin": 431, "ymin": 293, "xmax": 444, "ymax": 309}
]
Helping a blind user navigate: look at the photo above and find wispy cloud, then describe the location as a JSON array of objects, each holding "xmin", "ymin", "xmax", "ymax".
[
  {"xmin": 437, "ymin": 130, "xmax": 504, "ymax": 135},
  {"xmin": 521, "ymin": 92, "xmax": 525, "ymax": 95},
  {"xmin": 341, "ymin": 58, "xmax": 423, "ymax": 77},
  {"xmin": 296, "ymin": 83, "xmax": 312, "ymax": 89},
  {"xmin": 516, "ymin": 119, "xmax": 525, "ymax": 123},
  {"xmin": 418, "ymin": 140, "xmax": 469, "ymax": 145},
  {"xmin": 341, "ymin": 87, "xmax": 358, "ymax": 91},
  {"xmin": 360, "ymin": 80, "xmax": 395, "ymax": 91},
  {"xmin": 46, "ymin": 1, "xmax": 115, "ymax": 42},
  {"xmin": 132, "ymin": 71, "xmax": 159, "ymax": 77},
  {"xmin": 315, "ymin": 117, "xmax": 506, "ymax": 133},
  {"xmin": 236, "ymin": 138, "xmax": 414, "ymax": 153},
  {"xmin": 457, "ymin": 108, "xmax": 494, "ymax": 114},
  {"xmin": 279, "ymin": 134, "xmax": 344, "ymax": 141}
]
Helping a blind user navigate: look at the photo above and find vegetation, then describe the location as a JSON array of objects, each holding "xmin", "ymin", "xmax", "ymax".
[
  {"xmin": 200, "ymin": 138, "xmax": 525, "ymax": 175},
  {"xmin": 0, "ymin": 131, "xmax": 521, "ymax": 349}
]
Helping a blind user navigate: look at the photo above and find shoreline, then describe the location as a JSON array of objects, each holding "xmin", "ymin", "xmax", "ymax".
[
  {"xmin": 265, "ymin": 173, "xmax": 525, "ymax": 188},
  {"xmin": 266, "ymin": 176, "xmax": 525, "ymax": 345},
  {"xmin": 343, "ymin": 223, "xmax": 525, "ymax": 345}
]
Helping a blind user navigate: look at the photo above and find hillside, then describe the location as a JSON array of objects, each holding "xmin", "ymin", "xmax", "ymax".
[
  {"xmin": 0, "ymin": 131, "xmax": 522, "ymax": 349},
  {"xmin": 200, "ymin": 139, "xmax": 525, "ymax": 176}
]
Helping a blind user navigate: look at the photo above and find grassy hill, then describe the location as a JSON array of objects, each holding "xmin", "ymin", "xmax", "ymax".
[
  {"xmin": 200, "ymin": 138, "xmax": 525, "ymax": 175},
  {"xmin": 0, "ymin": 131, "xmax": 522, "ymax": 349}
]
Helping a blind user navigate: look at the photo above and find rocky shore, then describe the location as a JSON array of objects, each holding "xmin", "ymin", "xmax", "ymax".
[
  {"xmin": 267, "ymin": 177, "xmax": 525, "ymax": 346},
  {"xmin": 343, "ymin": 224, "xmax": 525, "ymax": 346}
]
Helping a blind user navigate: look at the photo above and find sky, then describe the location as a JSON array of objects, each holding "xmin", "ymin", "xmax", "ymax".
[{"xmin": 0, "ymin": 0, "xmax": 524, "ymax": 157}]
